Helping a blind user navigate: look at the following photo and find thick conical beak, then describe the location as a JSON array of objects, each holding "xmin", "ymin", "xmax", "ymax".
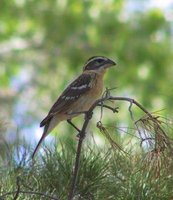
[
  {"xmin": 104, "ymin": 59, "xmax": 116, "ymax": 68},
  {"xmin": 108, "ymin": 59, "xmax": 116, "ymax": 66}
]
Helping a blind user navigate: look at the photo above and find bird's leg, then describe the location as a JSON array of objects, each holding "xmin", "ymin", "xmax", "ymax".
[
  {"xmin": 67, "ymin": 119, "xmax": 81, "ymax": 133},
  {"xmin": 67, "ymin": 119, "xmax": 81, "ymax": 138},
  {"xmin": 67, "ymin": 111, "xmax": 91, "ymax": 139}
]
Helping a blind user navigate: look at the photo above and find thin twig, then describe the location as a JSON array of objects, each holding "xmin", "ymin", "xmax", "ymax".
[
  {"xmin": 97, "ymin": 121, "xmax": 128, "ymax": 155},
  {"xmin": 99, "ymin": 87, "xmax": 112, "ymax": 120},
  {"xmin": 0, "ymin": 190, "xmax": 59, "ymax": 200},
  {"xmin": 13, "ymin": 177, "xmax": 20, "ymax": 200},
  {"xmin": 97, "ymin": 104, "xmax": 119, "ymax": 113},
  {"xmin": 128, "ymin": 99, "xmax": 134, "ymax": 121},
  {"xmin": 68, "ymin": 111, "xmax": 93, "ymax": 200},
  {"xmin": 108, "ymin": 97, "xmax": 152, "ymax": 117},
  {"xmin": 1, "ymin": 176, "xmax": 59, "ymax": 200},
  {"xmin": 67, "ymin": 95, "xmax": 171, "ymax": 200}
]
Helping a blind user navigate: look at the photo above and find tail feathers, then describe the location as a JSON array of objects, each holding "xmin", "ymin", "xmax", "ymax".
[
  {"xmin": 32, "ymin": 116, "xmax": 60, "ymax": 159},
  {"xmin": 32, "ymin": 130, "xmax": 48, "ymax": 159},
  {"xmin": 40, "ymin": 114, "xmax": 52, "ymax": 127}
]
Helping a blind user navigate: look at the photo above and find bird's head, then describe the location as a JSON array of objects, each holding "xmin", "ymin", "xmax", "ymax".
[{"xmin": 83, "ymin": 56, "xmax": 116, "ymax": 72}]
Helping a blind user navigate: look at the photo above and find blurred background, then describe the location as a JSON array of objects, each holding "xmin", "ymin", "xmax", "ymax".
[{"xmin": 0, "ymin": 0, "xmax": 173, "ymax": 156}]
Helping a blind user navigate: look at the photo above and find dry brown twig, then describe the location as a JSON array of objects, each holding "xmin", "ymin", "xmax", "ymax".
[
  {"xmin": 0, "ymin": 190, "xmax": 59, "ymax": 200},
  {"xmin": 0, "ymin": 176, "xmax": 60, "ymax": 200},
  {"xmin": 68, "ymin": 89, "xmax": 173, "ymax": 200},
  {"xmin": 96, "ymin": 121, "xmax": 128, "ymax": 155},
  {"xmin": 135, "ymin": 113, "xmax": 173, "ymax": 177},
  {"xmin": 1, "ymin": 90, "xmax": 172, "ymax": 200}
]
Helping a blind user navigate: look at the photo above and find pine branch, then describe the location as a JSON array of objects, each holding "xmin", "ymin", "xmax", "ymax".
[{"xmin": 67, "ymin": 95, "xmax": 173, "ymax": 200}]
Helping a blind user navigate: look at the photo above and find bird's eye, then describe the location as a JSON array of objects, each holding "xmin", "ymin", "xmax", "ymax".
[
  {"xmin": 95, "ymin": 59, "xmax": 104, "ymax": 65},
  {"xmin": 96, "ymin": 59, "xmax": 104, "ymax": 63}
]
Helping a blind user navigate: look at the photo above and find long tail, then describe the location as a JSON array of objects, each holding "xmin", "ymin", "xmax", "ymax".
[
  {"xmin": 32, "ymin": 116, "xmax": 60, "ymax": 159},
  {"xmin": 31, "ymin": 127, "xmax": 48, "ymax": 159}
]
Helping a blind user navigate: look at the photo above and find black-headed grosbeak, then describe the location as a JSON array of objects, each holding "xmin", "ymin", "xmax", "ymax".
[{"xmin": 32, "ymin": 56, "xmax": 116, "ymax": 158}]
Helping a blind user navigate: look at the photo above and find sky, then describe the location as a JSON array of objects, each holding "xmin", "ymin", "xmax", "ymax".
[
  {"xmin": 126, "ymin": 0, "xmax": 173, "ymax": 13},
  {"xmin": 149, "ymin": 0, "xmax": 173, "ymax": 9},
  {"xmin": 5, "ymin": 0, "xmax": 173, "ymax": 153}
]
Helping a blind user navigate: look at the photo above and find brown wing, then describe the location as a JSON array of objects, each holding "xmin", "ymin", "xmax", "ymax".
[{"xmin": 40, "ymin": 73, "xmax": 93, "ymax": 127}]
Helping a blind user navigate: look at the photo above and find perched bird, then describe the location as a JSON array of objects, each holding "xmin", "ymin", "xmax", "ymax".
[{"xmin": 32, "ymin": 56, "xmax": 116, "ymax": 158}]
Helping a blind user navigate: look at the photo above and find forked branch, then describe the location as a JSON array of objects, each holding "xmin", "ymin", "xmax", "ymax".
[{"xmin": 68, "ymin": 95, "xmax": 171, "ymax": 200}]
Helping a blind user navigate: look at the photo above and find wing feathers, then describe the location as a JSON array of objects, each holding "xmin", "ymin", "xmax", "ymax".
[
  {"xmin": 40, "ymin": 114, "xmax": 52, "ymax": 127},
  {"xmin": 40, "ymin": 73, "xmax": 93, "ymax": 127}
]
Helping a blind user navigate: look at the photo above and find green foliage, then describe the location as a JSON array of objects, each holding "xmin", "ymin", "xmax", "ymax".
[
  {"xmin": 0, "ymin": 1, "xmax": 173, "ymax": 199},
  {"xmin": 0, "ymin": 141, "xmax": 173, "ymax": 200},
  {"xmin": 0, "ymin": 0, "xmax": 173, "ymax": 130}
]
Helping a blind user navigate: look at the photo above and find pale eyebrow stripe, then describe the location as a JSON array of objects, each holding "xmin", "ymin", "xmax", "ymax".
[{"xmin": 84, "ymin": 56, "xmax": 106, "ymax": 67}]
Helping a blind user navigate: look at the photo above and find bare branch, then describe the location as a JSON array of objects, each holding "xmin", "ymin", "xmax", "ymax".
[
  {"xmin": 0, "ymin": 176, "xmax": 60, "ymax": 200},
  {"xmin": 96, "ymin": 121, "xmax": 128, "ymax": 155},
  {"xmin": 97, "ymin": 103, "xmax": 119, "ymax": 113},
  {"xmin": 68, "ymin": 111, "xmax": 93, "ymax": 200},
  {"xmin": 67, "ymin": 95, "xmax": 173, "ymax": 200},
  {"xmin": 128, "ymin": 99, "xmax": 134, "ymax": 121}
]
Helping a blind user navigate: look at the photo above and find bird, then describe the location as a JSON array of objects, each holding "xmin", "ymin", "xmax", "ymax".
[{"xmin": 32, "ymin": 56, "xmax": 116, "ymax": 158}]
